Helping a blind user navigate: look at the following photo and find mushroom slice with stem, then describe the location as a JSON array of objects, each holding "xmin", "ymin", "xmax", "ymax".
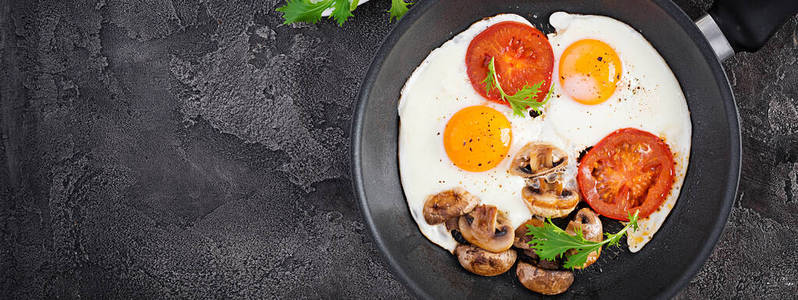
[
  {"xmin": 423, "ymin": 187, "xmax": 479, "ymax": 225},
  {"xmin": 521, "ymin": 178, "xmax": 580, "ymax": 218},
  {"xmin": 458, "ymin": 204, "xmax": 514, "ymax": 252},
  {"xmin": 516, "ymin": 261, "xmax": 574, "ymax": 295},
  {"xmin": 509, "ymin": 143, "xmax": 568, "ymax": 178},
  {"xmin": 565, "ymin": 208, "xmax": 603, "ymax": 269},
  {"xmin": 455, "ymin": 245, "xmax": 517, "ymax": 276}
]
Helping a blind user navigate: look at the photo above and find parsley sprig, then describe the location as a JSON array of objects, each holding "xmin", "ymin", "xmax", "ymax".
[
  {"xmin": 526, "ymin": 210, "xmax": 640, "ymax": 269},
  {"xmin": 482, "ymin": 57, "xmax": 549, "ymax": 117},
  {"xmin": 276, "ymin": 0, "xmax": 413, "ymax": 26}
]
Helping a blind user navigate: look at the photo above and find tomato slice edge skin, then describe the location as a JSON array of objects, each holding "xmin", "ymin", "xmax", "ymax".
[{"xmin": 577, "ymin": 128, "xmax": 676, "ymax": 221}]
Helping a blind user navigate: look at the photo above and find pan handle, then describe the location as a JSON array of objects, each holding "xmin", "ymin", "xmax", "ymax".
[{"xmin": 697, "ymin": 0, "xmax": 798, "ymax": 61}]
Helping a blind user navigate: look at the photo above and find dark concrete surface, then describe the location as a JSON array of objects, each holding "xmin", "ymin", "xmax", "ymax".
[{"xmin": 0, "ymin": 0, "xmax": 795, "ymax": 298}]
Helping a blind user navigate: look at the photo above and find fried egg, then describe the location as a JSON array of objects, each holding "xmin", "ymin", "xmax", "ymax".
[
  {"xmin": 398, "ymin": 14, "xmax": 544, "ymax": 252},
  {"xmin": 545, "ymin": 12, "xmax": 691, "ymax": 252}
]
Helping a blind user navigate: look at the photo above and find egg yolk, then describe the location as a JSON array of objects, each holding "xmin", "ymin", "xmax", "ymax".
[
  {"xmin": 559, "ymin": 39, "xmax": 622, "ymax": 105},
  {"xmin": 443, "ymin": 106, "xmax": 512, "ymax": 172}
]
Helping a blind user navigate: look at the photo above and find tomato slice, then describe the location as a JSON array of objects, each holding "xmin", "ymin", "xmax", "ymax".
[
  {"xmin": 466, "ymin": 21, "xmax": 554, "ymax": 105},
  {"xmin": 577, "ymin": 128, "xmax": 676, "ymax": 221}
]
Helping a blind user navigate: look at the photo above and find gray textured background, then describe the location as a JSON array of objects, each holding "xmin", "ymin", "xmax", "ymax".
[{"xmin": 0, "ymin": 0, "xmax": 796, "ymax": 298}]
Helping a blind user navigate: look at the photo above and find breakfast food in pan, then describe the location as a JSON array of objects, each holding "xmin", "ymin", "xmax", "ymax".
[{"xmin": 398, "ymin": 12, "xmax": 690, "ymax": 295}]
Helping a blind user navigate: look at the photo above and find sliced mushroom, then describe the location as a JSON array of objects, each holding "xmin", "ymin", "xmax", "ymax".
[
  {"xmin": 521, "ymin": 178, "xmax": 579, "ymax": 218},
  {"xmin": 513, "ymin": 217, "xmax": 544, "ymax": 250},
  {"xmin": 536, "ymin": 258, "xmax": 562, "ymax": 270},
  {"xmin": 458, "ymin": 205, "xmax": 514, "ymax": 252},
  {"xmin": 565, "ymin": 208, "xmax": 603, "ymax": 269},
  {"xmin": 520, "ymin": 249, "xmax": 539, "ymax": 262},
  {"xmin": 444, "ymin": 217, "xmax": 459, "ymax": 231},
  {"xmin": 423, "ymin": 188, "xmax": 479, "ymax": 225},
  {"xmin": 516, "ymin": 261, "xmax": 574, "ymax": 295},
  {"xmin": 455, "ymin": 245, "xmax": 517, "ymax": 276},
  {"xmin": 509, "ymin": 143, "xmax": 568, "ymax": 178}
]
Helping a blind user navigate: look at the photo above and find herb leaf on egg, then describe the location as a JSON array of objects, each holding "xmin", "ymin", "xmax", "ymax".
[
  {"xmin": 483, "ymin": 57, "xmax": 549, "ymax": 117},
  {"xmin": 526, "ymin": 210, "xmax": 640, "ymax": 269}
]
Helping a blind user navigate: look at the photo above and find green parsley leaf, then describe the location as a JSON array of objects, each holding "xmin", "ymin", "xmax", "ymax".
[
  {"xmin": 278, "ymin": 0, "xmax": 412, "ymax": 26},
  {"xmin": 276, "ymin": 0, "xmax": 334, "ymax": 25},
  {"xmin": 526, "ymin": 210, "xmax": 640, "ymax": 269},
  {"xmin": 483, "ymin": 57, "xmax": 548, "ymax": 117},
  {"xmin": 481, "ymin": 63, "xmax": 496, "ymax": 95},
  {"xmin": 330, "ymin": 0, "xmax": 353, "ymax": 26},
  {"xmin": 276, "ymin": 0, "xmax": 354, "ymax": 27},
  {"xmin": 542, "ymin": 82, "xmax": 554, "ymax": 102},
  {"xmin": 506, "ymin": 81, "xmax": 544, "ymax": 116},
  {"xmin": 389, "ymin": 0, "xmax": 412, "ymax": 22}
]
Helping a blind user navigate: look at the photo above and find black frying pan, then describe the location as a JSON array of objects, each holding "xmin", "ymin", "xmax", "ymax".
[{"xmin": 352, "ymin": 0, "xmax": 797, "ymax": 298}]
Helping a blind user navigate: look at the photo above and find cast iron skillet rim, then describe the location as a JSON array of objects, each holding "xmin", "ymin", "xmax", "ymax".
[
  {"xmin": 647, "ymin": 1, "xmax": 742, "ymax": 298},
  {"xmin": 350, "ymin": 1, "xmax": 436, "ymax": 298},
  {"xmin": 351, "ymin": 0, "xmax": 742, "ymax": 298}
]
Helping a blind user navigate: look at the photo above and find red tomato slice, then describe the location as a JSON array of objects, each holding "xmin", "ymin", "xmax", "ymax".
[
  {"xmin": 466, "ymin": 21, "xmax": 554, "ymax": 105},
  {"xmin": 577, "ymin": 128, "xmax": 676, "ymax": 221}
]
